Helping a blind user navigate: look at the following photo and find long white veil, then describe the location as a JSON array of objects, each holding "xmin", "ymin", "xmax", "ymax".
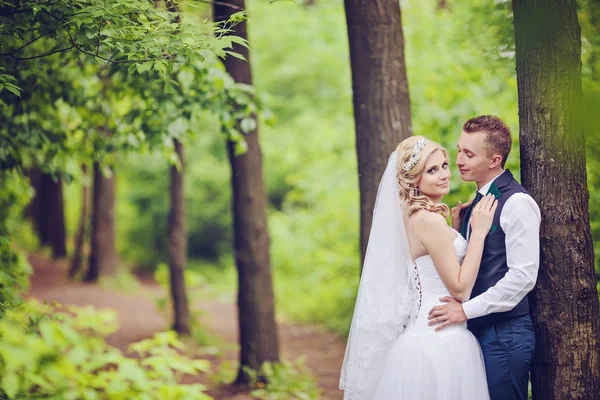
[{"xmin": 339, "ymin": 151, "xmax": 421, "ymax": 399}]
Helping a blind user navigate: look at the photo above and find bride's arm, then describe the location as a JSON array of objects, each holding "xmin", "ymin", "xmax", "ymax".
[{"xmin": 414, "ymin": 195, "xmax": 496, "ymax": 301}]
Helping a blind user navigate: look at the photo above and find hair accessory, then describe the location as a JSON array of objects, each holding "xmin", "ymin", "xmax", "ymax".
[{"xmin": 402, "ymin": 138, "xmax": 427, "ymax": 172}]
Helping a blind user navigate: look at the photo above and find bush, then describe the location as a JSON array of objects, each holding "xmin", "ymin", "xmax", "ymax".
[
  {"xmin": 0, "ymin": 300, "xmax": 212, "ymax": 400},
  {"xmin": 0, "ymin": 171, "xmax": 33, "ymax": 315},
  {"xmin": 212, "ymin": 359, "xmax": 319, "ymax": 400}
]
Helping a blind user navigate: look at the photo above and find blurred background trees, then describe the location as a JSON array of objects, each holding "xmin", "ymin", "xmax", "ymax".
[{"xmin": 1, "ymin": 0, "xmax": 600, "ymax": 398}]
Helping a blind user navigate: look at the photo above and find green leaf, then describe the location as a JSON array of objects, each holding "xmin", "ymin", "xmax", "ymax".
[
  {"xmin": 164, "ymin": 81, "xmax": 175, "ymax": 94},
  {"xmin": 233, "ymin": 139, "xmax": 248, "ymax": 156},
  {"xmin": 5, "ymin": 84, "xmax": 22, "ymax": 97},
  {"xmin": 224, "ymin": 51, "xmax": 247, "ymax": 61},
  {"xmin": 228, "ymin": 12, "xmax": 247, "ymax": 23},
  {"xmin": 2, "ymin": 373, "xmax": 19, "ymax": 399},
  {"xmin": 137, "ymin": 63, "xmax": 152, "ymax": 74}
]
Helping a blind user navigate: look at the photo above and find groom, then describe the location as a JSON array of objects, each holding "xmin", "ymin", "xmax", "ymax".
[{"xmin": 427, "ymin": 115, "xmax": 540, "ymax": 400}]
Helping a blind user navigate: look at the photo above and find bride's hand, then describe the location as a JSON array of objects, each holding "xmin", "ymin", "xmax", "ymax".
[
  {"xmin": 469, "ymin": 194, "xmax": 498, "ymax": 237},
  {"xmin": 451, "ymin": 199, "xmax": 473, "ymax": 230}
]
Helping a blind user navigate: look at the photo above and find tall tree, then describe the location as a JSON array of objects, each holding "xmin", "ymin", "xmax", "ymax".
[
  {"xmin": 513, "ymin": 1, "xmax": 600, "ymax": 398},
  {"xmin": 344, "ymin": 0, "xmax": 412, "ymax": 264},
  {"xmin": 163, "ymin": 0, "xmax": 191, "ymax": 336},
  {"xmin": 213, "ymin": 0, "xmax": 280, "ymax": 385},
  {"xmin": 27, "ymin": 168, "xmax": 67, "ymax": 259},
  {"xmin": 167, "ymin": 139, "xmax": 190, "ymax": 334},
  {"xmin": 69, "ymin": 164, "xmax": 90, "ymax": 279},
  {"xmin": 85, "ymin": 162, "xmax": 118, "ymax": 281}
]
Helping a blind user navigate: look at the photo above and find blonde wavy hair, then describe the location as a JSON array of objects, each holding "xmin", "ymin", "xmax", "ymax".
[{"xmin": 396, "ymin": 136, "xmax": 450, "ymax": 218}]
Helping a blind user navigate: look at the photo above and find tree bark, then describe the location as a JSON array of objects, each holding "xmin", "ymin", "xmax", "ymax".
[
  {"xmin": 168, "ymin": 139, "xmax": 190, "ymax": 334},
  {"xmin": 344, "ymin": 0, "xmax": 412, "ymax": 266},
  {"xmin": 26, "ymin": 168, "xmax": 42, "ymax": 235},
  {"xmin": 69, "ymin": 163, "xmax": 89, "ymax": 279},
  {"xmin": 513, "ymin": 1, "xmax": 600, "ymax": 398},
  {"xmin": 162, "ymin": 0, "xmax": 191, "ymax": 336},
  {"xmin": 27, "ymin": 168, "xmax": 67, "ymax": 259},
  {"xmin": 213, "ymin": 0, "xmax": 280, "ymax": 385},
  {"xmin": 45, "ymin": 174, "xmax": 67, "ymax": 259},
  {"xmin": 85, "ymin": 162, "xmax": 118, "ymax": 281}
]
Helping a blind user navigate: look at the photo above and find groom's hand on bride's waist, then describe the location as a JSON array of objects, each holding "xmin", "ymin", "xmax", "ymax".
[{"xmin": 427, "ymin": 297, "xmax": 467, "ymax": 332}]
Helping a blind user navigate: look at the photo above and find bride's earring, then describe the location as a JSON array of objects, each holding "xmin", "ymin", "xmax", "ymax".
[{"xmin": 414, "ymin": 187, "xmax": 420, "ymax": 197}]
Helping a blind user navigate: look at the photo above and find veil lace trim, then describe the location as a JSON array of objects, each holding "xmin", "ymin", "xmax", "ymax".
[{"xmin": 339, "ymin": 151, "xmax": 423, "ymax": 399}]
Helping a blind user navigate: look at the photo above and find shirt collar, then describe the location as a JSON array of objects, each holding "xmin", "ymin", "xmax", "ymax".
[{"xmin": 478, "ymin": 170, "xmax": 506, "ymax": 195}]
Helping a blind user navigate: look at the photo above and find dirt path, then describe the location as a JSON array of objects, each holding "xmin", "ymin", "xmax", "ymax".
[{"xmin": 26, "ymin": 254, "xmax": 346, "ymax": 400}]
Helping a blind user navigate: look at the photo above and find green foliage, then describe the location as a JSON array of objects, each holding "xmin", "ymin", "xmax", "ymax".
[
  {"xmin": 98, "ymin": 268, "xmax": 141, "ymax": 293},
  {"xmin": 0, "ymin": 0, "xmax": 252, "ymax": 174},
  {"xmin": 0, "ymin": 0, "xmax": 236, "ymax": 90},
  {"xmin": 153, "ymin": 262, "xmax": 226, "ymax": 347},
  {"xmin": 211, "ymin": 360, "xmax": 319, "ymax": 400},
  {"xmin": 110, "ymin": 0, "xmax": 532, "ymax": 334},
  {"xmin": 243, "ymin": 0, "xmax": 521, "ymax": 333},
  {"xmin": 0, "ymin": 171, "xmax": 33, "ymax": 315},
  {"xmin": 115, "ymin": 112, "xmax": 232, "ymax": 267},
  {"xmin": 249, "ymin": 361, "xmax": 320, "ymax": 400},
  {"xmin": 580, "ymin": 0, "xmax": 600, "ymax": 278},
  {"xmin": 0, "ymin": 300, "xmax": 212, "ymax": 399}
]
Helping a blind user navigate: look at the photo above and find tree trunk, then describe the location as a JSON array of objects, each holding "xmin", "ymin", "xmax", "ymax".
[
  {"xmin": 162, "ymin": 0, "xmax": 191, "ymax": 336},
  {"xmin": 513, "ymin": 1, "xmax": 600, "ymax": 398},
  {"xmin": 26, "ymin": 168, "xmax": 42, "ymax": 235},
  {"xmin": 69, "ymin": 164, "xmax": 89, "ymax": 279},
  {"xmin": 168, "ymin": 139, "xmax": 190, "ymax": 334},
  {"xmin": 45, "ymin": 174, "xmax": 67, "ymax": 259},
  {"xmin": 213, "ymin": 0, "xmax": 280, "ymax": 385},
  {"xmin": 344, "ymin": 0, "xmax": 412, "ymax": 266},
  {"xmin": 85, "ymin": 162, "xmax": 118, "ymax": 282},
  {"xmin": 27, "ymin": 168, "xmax": 67, "ymax": 259}
]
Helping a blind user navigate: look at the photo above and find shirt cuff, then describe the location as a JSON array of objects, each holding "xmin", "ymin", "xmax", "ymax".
[{"xmin": 462, "ymin": 296, "xmax": 486, "ymax": 320}]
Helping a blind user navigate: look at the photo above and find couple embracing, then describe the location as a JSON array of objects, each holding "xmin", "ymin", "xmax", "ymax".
[{"xmin": 340, "ymin": 115, "xmax": 540, "ymax": 400}]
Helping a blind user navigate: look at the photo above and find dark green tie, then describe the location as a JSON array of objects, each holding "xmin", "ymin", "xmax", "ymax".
[{"xmin": 460, "ymin": 191, "xmax": 484, "ymax": 238}]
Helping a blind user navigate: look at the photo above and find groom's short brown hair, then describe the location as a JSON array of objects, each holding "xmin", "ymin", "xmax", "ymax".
[{"xmin": 463, "ymin": 115, "xmax": 512, "ymax": 168}]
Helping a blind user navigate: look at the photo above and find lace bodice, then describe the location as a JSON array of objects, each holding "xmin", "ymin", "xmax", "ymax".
[
  {"xmin": 404, "ymin": 229, "xmax": 469, "ymax": 334},
  {"xmin": 414, "ymin": 229, "xmax": 467, "ymax": 299}
]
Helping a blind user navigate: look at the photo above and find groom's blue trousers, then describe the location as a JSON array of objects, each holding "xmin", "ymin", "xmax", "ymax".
[{"xmin": 469, "ymin": 315, "xmax": 535, "ymax": 400}]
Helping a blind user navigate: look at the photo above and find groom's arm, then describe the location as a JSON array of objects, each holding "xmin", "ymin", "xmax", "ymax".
[
  {"xmin": 461, "ymin": 193, "xmax": 541, "ymax": 319},
  {"xmin": 428, "ymin": 193, "xmax": 540, "ymax": 330}
]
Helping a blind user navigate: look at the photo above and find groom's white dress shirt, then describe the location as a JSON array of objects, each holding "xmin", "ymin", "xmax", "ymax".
[{"xmin": 462, "ymin": 170, "xmax": 541, "ymax": 320}]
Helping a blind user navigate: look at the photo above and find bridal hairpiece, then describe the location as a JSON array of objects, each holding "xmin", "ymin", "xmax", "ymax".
[{"xmin": 402, "ymin": 138, "xmax": 427, "ymax": 172}]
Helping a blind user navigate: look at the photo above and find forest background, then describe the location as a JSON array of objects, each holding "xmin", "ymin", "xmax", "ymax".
[{"xmin": 1, "ymin": 0, "xmax": 600, "ymax": 398}]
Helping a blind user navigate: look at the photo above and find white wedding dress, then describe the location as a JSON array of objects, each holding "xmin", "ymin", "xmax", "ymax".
[{"xmin": 372, "ymin": 229, "xmax": 490, "ymax": 400}]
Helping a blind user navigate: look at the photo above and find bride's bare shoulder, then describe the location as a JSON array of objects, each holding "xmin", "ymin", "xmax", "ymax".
[{"xmin": 408, "ymin": 209, "xmax": 447, "ymax": 232}]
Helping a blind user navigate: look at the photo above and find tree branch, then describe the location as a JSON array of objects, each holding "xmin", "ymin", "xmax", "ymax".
[
  {"xmin": 5, "ymin": 25, "xmax": 63, "ymax": 56},
  {"xmin": 67, "ymin": 32, "xmax": 163, "ymax": 64},
  {"xmin": 0, "ymin": 8, "xmax": 30, "ymax": 17},
  {"xmin": 0, "ymin": 46, "xmax": 74, "ymax": 60}
]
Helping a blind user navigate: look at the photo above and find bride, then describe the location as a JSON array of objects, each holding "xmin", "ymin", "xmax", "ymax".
[{"xmin": 339, "ymin": 136, "xmax": 495, "ymax": 399}]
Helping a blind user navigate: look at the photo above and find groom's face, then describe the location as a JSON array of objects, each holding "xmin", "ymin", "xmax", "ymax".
[{"xmin": 456, "ymin": 131, "xmax": 492, "ymax": 183}]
